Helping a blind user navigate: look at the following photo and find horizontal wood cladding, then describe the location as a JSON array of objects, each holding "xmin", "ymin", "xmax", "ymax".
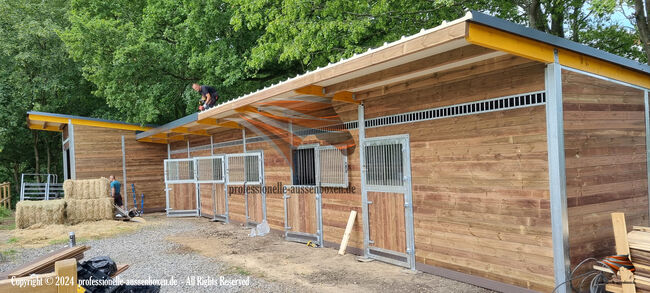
[
  {"xmin": 361, "ymin": 59, "xmax": 552, "ymax": 291},
  {"xmin": 169, "ymin": 56, "xmax": 550, "ymax": 291},
  {"xmin": 73, "ymin": 125, "xmax": 167, "ymax": 212},
  {"xmin": 563, "ymin": 70, "xmax": 649, "ymax": 268}
]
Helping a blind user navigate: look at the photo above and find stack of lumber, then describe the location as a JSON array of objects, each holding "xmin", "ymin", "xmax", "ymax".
[
  {"xmin": 63, "ymin": 178, "xmax": 113, "ymax": 223},
  {"xmin": 15, "ymin": 199, "xmax": 65, "ymax": 229},
  {"xmin": 626, "ymin": 227, "xmax": 650, "ymax": 291},
  {"xmin": 0, "ymin": 245, "xmax": 89, "ymax": 279}
]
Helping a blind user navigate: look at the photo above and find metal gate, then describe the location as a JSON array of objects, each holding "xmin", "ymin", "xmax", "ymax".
[
  {"xmin": 226, "ymin": 151, "xmax": 266, "ymax": 225},
  {"xmin": 283, "ymin": 145, "xmax": 348, "ymax": 246},
  {"xmin": 164, "ymin": 158, "xmax": 199, "ymax": 217},
  {"xmin": 361, "ymin": 134, "xmax": 415, "ymax": 269},
  {"xmin": 195, "ymin": 155, "xmax": 227, "ymax": 221}
]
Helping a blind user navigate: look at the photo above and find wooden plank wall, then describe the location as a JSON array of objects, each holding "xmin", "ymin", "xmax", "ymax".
[
  {"xmin": 171, "ymin": 56, "xmax": 553, "ymax": 290},
  {"xmin": 350, "ymin": 59, "xmax": 553, "ymax": 291},
  {"xmin": 73, "ymin": 125, "xmax": 167, "ymax": 212},
  {"xmin": 563, "ymin": 70, "xmax": 649, "ymax": 267}
]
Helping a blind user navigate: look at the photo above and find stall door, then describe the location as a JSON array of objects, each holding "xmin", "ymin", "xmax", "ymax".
[
  {"xmin": 164, "ymin": 158, "xmax": 199, "ymax": 217},
  {"xmin": 195, "ymin": 156, "xmax": 226, "ymax": 220},
  {"xmin": 363, "ymin": 135, "xmax": 415, "ymax": 269}
]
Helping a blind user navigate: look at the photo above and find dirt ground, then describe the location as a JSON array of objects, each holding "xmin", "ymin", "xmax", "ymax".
[
  {"xmin": 0, "ymin": 211, "xmax": 151, "ymax": 257},
  {"xmin": 0, "ymin": 213, "xmax": 489, "ymax": 292},
  {"xmin": 167, "ymin": 217, "xmax": 490, "ymax": 293}
]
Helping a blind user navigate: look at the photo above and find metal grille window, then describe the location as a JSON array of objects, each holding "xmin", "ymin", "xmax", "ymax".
[
  {"xmin": 245, "ymin": 155, "xmax": 260, "ymax": 182},
  {"xmin": 365, "ymin": 144, "xmax": 404, "ymax": 186},
  {"xmin": 293, "ymin": 148, "xmax": 316, "ymax": 186},
  {"xmin": 227, "ymin": 153, "xmax": 261, "ymax": 184},
  {"xmin": 318, "ymin": 147, "xmax": 348, "ymax": 187},
  {"xmin": 227, "ymin": 156, "xmax": 245, "ymax": 183},
  {"xmin": 164, "ymin": 159, "xmax": 195, "ymax": 182},
  {"xmin": 196, "ymin": 156, "xmax": 224, "ymax": 182}
]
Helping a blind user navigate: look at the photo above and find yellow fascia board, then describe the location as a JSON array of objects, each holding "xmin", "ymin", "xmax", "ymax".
[
  {"xmin": 465, "ymin": 22, "xmax": 554, "ymax": 63},
  {"xmin": 28, "ymin": 114, "xmax": 152, "ymax": 132},
  {"xmin": 466, "ymin": 22, "xmax": 650, "ymax": 89}
]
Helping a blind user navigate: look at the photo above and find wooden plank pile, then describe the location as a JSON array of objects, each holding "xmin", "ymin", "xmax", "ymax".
[
  {"xmin": 605, "ymin": 213, "xmax": 650, "ymax": 293},
  {"xmin": 0, "ymin": 245, "xmax": 90, "ymax": 279}
]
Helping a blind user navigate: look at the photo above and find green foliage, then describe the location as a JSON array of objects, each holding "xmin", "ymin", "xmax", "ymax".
[{"xmin": 0, "ymin": 207, "xmax": 10, "ymax": 219}]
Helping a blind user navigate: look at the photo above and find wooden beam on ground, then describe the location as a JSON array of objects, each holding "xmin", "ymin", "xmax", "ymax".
[
  {"xmin": 338, "ymin": 210, "xmax": 357, "ymax": 255},
  {"xmin": 612, "ymin": 213, "xmax": 631, "ymax": 256},
  {"xmin": 54, "ymin": 259, "xmax": 76, "ymax": 293},
  {"xmin": 295, "ymin": 85, "xmax": 324, "ymax": 97},
  {"xmin": 620, "ymin": 267, "xmax": 636, "ymax": 293},
  {"xmin": 4, "ymin": 245, "xmax": 89, "ymax": 279}
]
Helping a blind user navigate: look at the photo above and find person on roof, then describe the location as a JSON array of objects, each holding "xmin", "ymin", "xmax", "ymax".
[{"xmin": 192, "ymin": 83, "xmax": 219, "ymax": 111}]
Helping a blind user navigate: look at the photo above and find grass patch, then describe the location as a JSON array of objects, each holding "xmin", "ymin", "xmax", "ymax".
[
  {"xmin": 225, "ymin": 266, "xmax": 251, "ymax": 276},
  {"xmin": 7, "ymin": 237, "xmax": 18, "ymax": 244},
  {"xmin": 0, "ymin": 207, "xmax": 11, "ymax": 219}
]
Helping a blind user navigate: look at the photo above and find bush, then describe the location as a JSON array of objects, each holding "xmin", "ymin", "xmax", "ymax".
[{"xmin": 0, "ymin": 206, "xmax": 11, "ymax": 219}]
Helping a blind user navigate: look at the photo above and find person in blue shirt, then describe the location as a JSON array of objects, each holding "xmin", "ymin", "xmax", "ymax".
[{"xmin": 109, "ymin": 175, "xmax": 123, "ymax": 208}]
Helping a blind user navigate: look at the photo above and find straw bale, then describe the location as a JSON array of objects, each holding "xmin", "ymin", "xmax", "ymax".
[
  {"xmin": 15, "ymin": 200, "xmax": 66, "ymax": 229},
  {"xmin": 65, "ymin": 198, "xmax": 114, "ymax": 224},
  {"xmin": 63, "ymin": 178, "xmax": 110, "ymax": 200}
]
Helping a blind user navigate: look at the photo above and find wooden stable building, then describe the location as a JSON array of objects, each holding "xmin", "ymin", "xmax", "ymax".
[{"xmin": 27, "ymin": 11, "xmax": 650, "ymax": 292}]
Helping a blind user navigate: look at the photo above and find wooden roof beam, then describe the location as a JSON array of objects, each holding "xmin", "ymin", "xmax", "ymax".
[
  {"xmin": 170, "ymin": 127, "xmax": 209, "ymax": 136},
  {"xmin": 331, "ymin": 91, "xmax": 359, "ymax": 104},
  {"xmin": 294, "ymin": 85, "xmax": 325, "ymax": 97}
]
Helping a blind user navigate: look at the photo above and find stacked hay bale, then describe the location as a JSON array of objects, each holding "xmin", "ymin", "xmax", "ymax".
[
  {"xmin": 64, "ymin": 178, "xmax": 114, "ymax": 224},
  {"xmin": 15, "ymin": 200, "xmax": 66, "ymax": 229}
]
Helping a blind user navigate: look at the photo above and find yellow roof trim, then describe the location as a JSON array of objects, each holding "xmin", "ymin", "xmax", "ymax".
[
  {"xmin": 466, "ymin": 22, "xmax": 650, "ymax": 88},
  {"xmin": 28, "ymin": 113, "xmax": 152, "ymax": 132}
]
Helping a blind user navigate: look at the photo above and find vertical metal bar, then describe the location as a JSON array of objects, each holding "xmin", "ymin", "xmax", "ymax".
[
  {"xmin": 194, "ymin": 157, "xmax": 200, "ymax": 217},
  {"xmin": 289, "ymin": 121, "xmax": 294, "ymax": 184},
  {"xmin": 45, "ymin": 175, "xmax": 50, "ymax": 200},
  {"xmin": 242, "ymin": 129, "xmax": 248, "ymax": 223},
  {"xmin": 283, "ymin": 186, "xmax": 289, "ymax": 236},
  {"xmin": 121, "ymin": 135, "xmax": 128, "ymax": 210},
  {"xmin": 402, "ymin": 136, "xmax": 416, "ymax": 270},
  {"xmin": 645, "ymin": 90, "xmax": 650, "ymax": 226},
  {"xmin": 260, "ymin": 152, "xmax": 267, "ymax": 221},
  {"xmin": 315, "ymin": 148, "xmax": 323, "ymax": 247},
  {"xmin": 167, "ymin": 144, "xmax": 171, "ymax": 159},
  {"xmin": 186, "ymin": 140, "xmax": 190, "ymax": 158},
  {"xmin": 211, "ymin": 136, "xmax": 217, "ymax": 219},
  {"xmin": 68, "ymin": 120, "xmax": 76, "ymax": 179},
  {"xmin": 61, "ymin": 133, "xmax": 68, "ymax": 180},
  {"xmin": 224, "ymin": 156, "xmax": 229, "ymax": 223},
  {"xmin": 20, "ymin": 174, "xmax": 24, "ymax": 201},
  {"xmin": 358, "ymin": 103, "xmax": 370, "ymax": 257},
  {"xmin": 545, "ymin": 59, "xmax": 570, "ymax": 292},
  {"xmin": 164, "ymin": 159, "xmax": 170, "ymax": 216}
]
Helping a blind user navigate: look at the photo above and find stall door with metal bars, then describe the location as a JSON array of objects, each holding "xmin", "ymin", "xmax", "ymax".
[
  {"xmin": 362, "ymin": 135, "xmax": 415, "ymax": 269},
  {"xmin": 284, "ymin": 145, "xmax": 347, "ymax": 246},
  {"xmin": 195, "ymin": 156, "xmax": 226, "ymax": 220},
  {"xmin": 226, "ymin": 152, "xmax": 265, "ymax": 225},
  {"xmin": 164, "ymin": 158, "xmax": 199, "ymax": 217}
]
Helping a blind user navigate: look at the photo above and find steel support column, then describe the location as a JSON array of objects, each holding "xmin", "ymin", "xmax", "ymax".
[
  {"xmin": 358, "ymin": 103, "xmax": 370, "ymax": 257},
  {"xmin": 643, "ymin": 90, "xmax": 650, "ymax": 225},
  {"xmin": 121, "ymin": 135, "xmax": 128, "ymax": 210},
  {"xmin": 545, "ymin": 58, "xmax": 570, "ymax": 292},
  {"xmin": 68, "ymin": 120, "xmax": 76, "ymax": 179}
]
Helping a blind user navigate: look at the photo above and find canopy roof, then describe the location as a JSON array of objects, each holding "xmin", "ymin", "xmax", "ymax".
[{"xmin": 28, "ymin": 11, "xmax": 650, "ymax": 144}]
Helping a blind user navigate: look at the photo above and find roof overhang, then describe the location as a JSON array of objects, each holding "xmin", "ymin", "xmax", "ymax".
[
  {"xmin": 27, "ymin": 111, "xmax": 155, "ymax": 133},
  {"xmin": 106, "ymin": 11, "xmax": 650, "ymax": 143}
]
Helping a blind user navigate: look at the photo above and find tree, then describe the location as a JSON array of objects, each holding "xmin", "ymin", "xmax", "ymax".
[
  {"xmin": 626, "ymin": 0, "xmax": 650, "ymax": 64},
  {"xmin": 61, "ymin": 0, "xmax": 269, "ymax": 124},
  {"xmin": 0, "ymin": 0, "xmax": 105, "ymax": 204}
]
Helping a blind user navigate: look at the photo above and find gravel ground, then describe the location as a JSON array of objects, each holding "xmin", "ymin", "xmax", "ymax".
[{"xmin": 0, "ymin": 218, "xmax": 301, "ymax": 292}]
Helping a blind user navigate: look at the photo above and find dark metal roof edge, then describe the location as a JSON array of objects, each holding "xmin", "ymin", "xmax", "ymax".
[
  {"xmin": 469, "ymin": 10, "xmax": 650, "ymax": 74},
  {"xmin": 135, "ymin": 112, "xmax": 198, "ymax": 140},
  {"xmin": 27, "ymin": 111, "xmax": 158, "ymax": 128}
]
